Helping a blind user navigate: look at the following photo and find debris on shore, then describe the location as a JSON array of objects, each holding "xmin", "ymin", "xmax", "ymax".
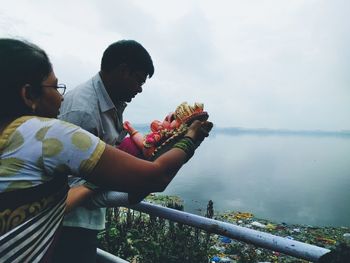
[
  {"xmin": 101, "ymin": 194, "xmax": 349, "ymax": 263},
  {"xmin": 210, "ymin": 210, "xmax": 349, "ymax": 262},
  {"xmin": 146, "ymin": 195, "xmax": 350, "ymax": 262}
]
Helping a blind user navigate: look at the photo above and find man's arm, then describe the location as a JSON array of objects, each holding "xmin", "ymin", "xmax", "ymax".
[{"xmin": 65, "ymin": 185, "xmax": 95, "ymax": 213}]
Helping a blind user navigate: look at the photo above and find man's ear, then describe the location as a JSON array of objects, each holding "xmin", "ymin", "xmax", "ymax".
[{"xmin": 20, "ymin": 84, "xmax": 38, "ymax": 110}]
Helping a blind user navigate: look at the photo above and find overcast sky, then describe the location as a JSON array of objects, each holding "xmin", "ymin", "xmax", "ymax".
[{"xmin": 0, "ymin": 0, "xmax": 349, "ymax": 130}]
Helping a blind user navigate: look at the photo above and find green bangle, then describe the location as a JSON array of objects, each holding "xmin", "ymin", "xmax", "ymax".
[
  {"xmin": 183, "ymin": 136, "xmax": 195, "ymax": 144},
  {"xmin": 173, "ymin": 137, "xmax": 195, "ymax": 163},
  {"xmin": 184, "ymin": 135, "xmax": 201, "ymax": 149}
]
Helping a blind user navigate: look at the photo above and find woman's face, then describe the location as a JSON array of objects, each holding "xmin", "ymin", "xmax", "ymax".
[{"xmin": 35, "ymin": 71, "xmax": 64, "ymax": 118}]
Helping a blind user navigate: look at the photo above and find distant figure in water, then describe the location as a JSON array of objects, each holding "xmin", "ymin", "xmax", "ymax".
[{"xmin": 206, "ymin": 200, "xmax": 214, "ymax": 218}]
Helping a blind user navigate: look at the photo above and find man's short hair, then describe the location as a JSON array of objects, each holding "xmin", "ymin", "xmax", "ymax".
[{"xmin": 101, "ymin": 40, "xmax": 154, "ymax": 78}]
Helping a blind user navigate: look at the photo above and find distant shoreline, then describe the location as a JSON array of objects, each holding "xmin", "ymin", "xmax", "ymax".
[
  {"xmin": 132, "ymin": 124, "xmax": 350, "ymax": 138},
  {"xmin": 214, "ymin": 127, "xmax": 350, "ymax": 137}
]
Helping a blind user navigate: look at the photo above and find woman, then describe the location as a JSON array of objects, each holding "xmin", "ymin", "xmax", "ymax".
[{"xmin": 0, "ymin": 38, "xmax": 212, "ymax": 262}]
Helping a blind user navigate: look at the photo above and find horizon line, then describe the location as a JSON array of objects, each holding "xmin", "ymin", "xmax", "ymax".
[{"xmin": 132, "ymin": 124, "xmax": 350, "ymax": 134}]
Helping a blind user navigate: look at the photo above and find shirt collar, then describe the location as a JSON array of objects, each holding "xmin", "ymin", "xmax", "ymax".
[{"xmin": 92, "ymin": 73, "xmax": 127, "ymax": 113}]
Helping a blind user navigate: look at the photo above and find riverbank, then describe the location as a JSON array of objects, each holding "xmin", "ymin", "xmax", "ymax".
[
  {"xmin": 146, "ymin": 194, "xmax": 350, "ymax": 262},
  {"xmin": 99, "ymin": 194, "xmax": 350, "ymax": 262},
  {"xmin": 210, "ymin": 210, "xmax": 349, "ymax": 262}
]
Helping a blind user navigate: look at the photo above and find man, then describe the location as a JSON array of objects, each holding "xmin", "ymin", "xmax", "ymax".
[{"xmin": 54, "ymin": 40, "xmax": 154, "ymax": 262}]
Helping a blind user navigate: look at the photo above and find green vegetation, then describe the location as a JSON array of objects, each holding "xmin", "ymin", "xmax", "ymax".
[{"xmin": 98, "ymin": 195, "xmax": 213, "ymax": 263}]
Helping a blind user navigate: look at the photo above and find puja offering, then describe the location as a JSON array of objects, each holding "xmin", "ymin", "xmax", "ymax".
[{"xmin": 119, "ymin": 102, "xmax": 208, "ymax": 160}]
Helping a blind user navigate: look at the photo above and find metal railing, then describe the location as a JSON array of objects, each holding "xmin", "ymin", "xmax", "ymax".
[
  {"xmin": 97, "ymin": 248, "xmax": 130, "ymax": 263},
  {"xmin": 96, "ymin": 191, "xmax": 330, "ymax": 262}
]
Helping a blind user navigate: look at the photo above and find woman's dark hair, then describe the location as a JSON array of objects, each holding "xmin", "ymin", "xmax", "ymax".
[
  {"xmin": 101, "ymin": 40, "xmax": 154, "ymax": 78},
  {"xmin": 0, "ymin": 38, "xmax": 52, "ymax": 118}
]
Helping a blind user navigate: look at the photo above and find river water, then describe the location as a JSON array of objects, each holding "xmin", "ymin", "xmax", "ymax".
[{"xmin": 162, "ymin": 130, "xmax": 350, "ymax": 227}]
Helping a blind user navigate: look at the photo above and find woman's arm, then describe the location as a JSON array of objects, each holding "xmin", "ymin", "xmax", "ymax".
[
  {"xmin": 87, "ymin": 142, "xmax": 186, "ymax": 193},
  {"xmin": 65, "ymin": 146, "xmax": 187, "ymax": 211},
  {"xmin": 86, "ymin": 120, "xmax": 212, "ymax": 194},
  {"xmin": 65, "ymin": 120, "xmax": 212, "ymax": 210}
]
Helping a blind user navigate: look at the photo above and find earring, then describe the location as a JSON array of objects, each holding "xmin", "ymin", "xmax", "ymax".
[{"xmin": 31, "ymin": 104, "xmax": 36, "ymax": 114}]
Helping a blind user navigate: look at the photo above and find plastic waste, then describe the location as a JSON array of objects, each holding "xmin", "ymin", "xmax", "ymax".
[
  {"xmin": 316, "ymin": 236, "xmax": 337, "ymax": 245},
  {"xmin": 219, "ymin": 257, "xmax": 232, "ymax": 262},
  {"xmin": 220, "ymin": 236, "xmax": 232, "ymax": 244},
  {"xmin": 211, "ymin": 245, "xmax": 225, "ymax": 253},
  {"xmin": 212, "ymin": 208, "xmax": 349, "ymax": 262},
  {"xmin": 251, "ymin": 221, "xmax": 266, "ymax": 228},
  {"xmin": 233, "ymin": 212, "xmax": 253, "ymax": 220},
  {"xmin": 211, "ymin": 256, "xmax": 221, "ymax": 262},
  {"xmin": 266, "ymin": 223, "xmax": 276, "ymax": 230}
]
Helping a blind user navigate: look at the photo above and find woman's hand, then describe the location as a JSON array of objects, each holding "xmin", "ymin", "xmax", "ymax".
[{"xmin": 185, "ymin": 119, "xmax": 213, "ymax": 145}]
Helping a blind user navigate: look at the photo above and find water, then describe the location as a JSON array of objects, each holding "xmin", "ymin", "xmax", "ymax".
[{"xmin": 162, "ymin": 131, "xmax": 350, "ymax": 227}]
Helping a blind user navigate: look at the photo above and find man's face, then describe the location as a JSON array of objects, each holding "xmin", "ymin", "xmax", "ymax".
[{"xmin": 110, "ymin": 69, "xmax": 148, "ymax": 103}]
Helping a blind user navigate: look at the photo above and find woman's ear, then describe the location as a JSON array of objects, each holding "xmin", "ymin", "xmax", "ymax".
[{"xmin": 20, "ymin": 84, "xmax": 38, "ymax": 112}]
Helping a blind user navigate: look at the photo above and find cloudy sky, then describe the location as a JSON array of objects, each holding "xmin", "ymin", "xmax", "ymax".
[{"xmin": 0, "ymin": 0, "xmax": 349, "ymax": 130}]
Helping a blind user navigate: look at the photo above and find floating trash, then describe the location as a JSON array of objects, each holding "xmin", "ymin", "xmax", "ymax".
[
  {"xmin": 292, "ymin": 228, "xmax": 301, "ymax": 233},
  {"xmin": 316, "ymin": 236, "xmax": 337, "ymax": 245},
  {"xmin": 266, "ymin": 223, "xmax": 276, "ymax": 230},
  {"xmin": 220, "ymin": 236, "xmax": 232, "ymax": 244},
  {"xmin": 211, "ymin": 256, "xmax": 221, "ymax": 262},
  {"xmin": 214, "ymin": 208, "xmax": 350, "ymax": 262},
  {"xmin": 343, "ymin": 233, "xmax": 350, "ymax": 240},
  {"xmin": 233, "ymin": 212, "xmax": 253, "ymax": 220},
  {"xmin": 219, "ymin": 257, "xmax": 232, "ymax": 262},
  {"xmin": 251, "ymin": 221, "xmax": 266, "ymax": 228}
]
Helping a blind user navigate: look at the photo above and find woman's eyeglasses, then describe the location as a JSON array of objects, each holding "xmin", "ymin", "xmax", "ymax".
[{"xmin": 42, "ymin": 84, "xmax": 67, "ymax": 95}]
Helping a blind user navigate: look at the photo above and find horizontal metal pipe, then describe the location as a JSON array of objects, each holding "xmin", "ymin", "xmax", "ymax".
[
  {"xmin": 97, "ymin": 248, "xmax": 129, "ymax": 263},
  {"xmin": 101, "ymin": 192, "xmax": 329, "ymax": 262}
]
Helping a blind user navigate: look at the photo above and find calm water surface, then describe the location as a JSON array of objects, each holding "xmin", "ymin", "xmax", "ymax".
[{"xmin": 163, "ymin": 132, "xmax": 350, "ymax": 227}]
